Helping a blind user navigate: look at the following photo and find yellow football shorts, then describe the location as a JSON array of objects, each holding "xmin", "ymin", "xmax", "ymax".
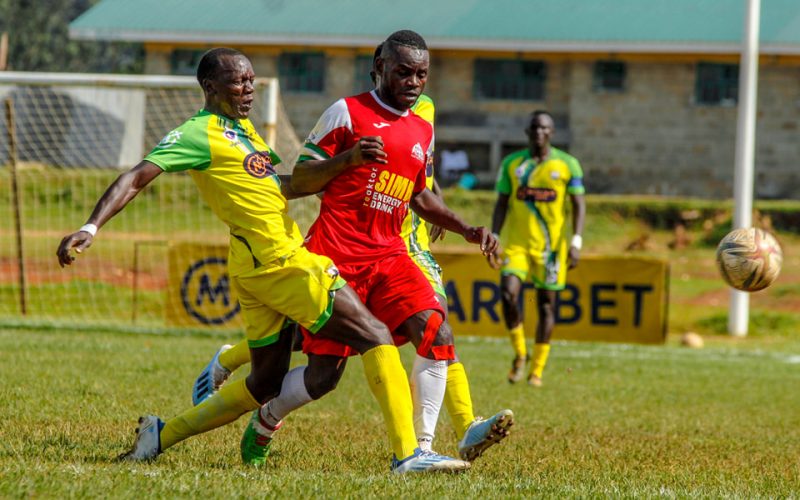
[
  {"xmin": 410, "ymin": 250, "xmax": 446, "ymax": 298},
  {"xmin": 500, "ymin": 244, "xmax": 567, "ymax": 291},
  {"xmin": 231, "ymin": 246, "xmax": 347, "ymax": 349}
]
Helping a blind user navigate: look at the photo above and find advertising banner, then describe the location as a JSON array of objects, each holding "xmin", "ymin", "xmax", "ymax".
[{"xmin": 167, "ymin": 244, "xmax": 668, "ymax": 344}]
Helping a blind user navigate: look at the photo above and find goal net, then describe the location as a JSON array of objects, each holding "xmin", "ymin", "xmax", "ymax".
[{"xmin": 0, "ymin": 71, "xmax": 317, "ymax": 331}]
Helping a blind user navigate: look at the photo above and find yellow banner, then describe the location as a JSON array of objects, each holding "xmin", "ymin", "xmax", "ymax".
[
  {"xmin": 166, "ymin": 243, "xmax": 242, "ymax": 328},
  {"xmin": 166, "ymin": 244, "xmax": 668, "ymax": 343},
  {"xmin": 436, "ymin": 252, "xmax": 669, "ymax": 344}
]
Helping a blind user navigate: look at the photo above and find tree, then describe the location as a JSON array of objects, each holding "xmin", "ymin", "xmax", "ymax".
[{"xmin": 0, "ymin": 0, "xmax": 143, "ymax": 73}]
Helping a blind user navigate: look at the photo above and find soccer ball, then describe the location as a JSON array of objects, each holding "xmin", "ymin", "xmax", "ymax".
[{"xmin": 715, "ymin": 227, "xmax": 783, "ymax": 292}]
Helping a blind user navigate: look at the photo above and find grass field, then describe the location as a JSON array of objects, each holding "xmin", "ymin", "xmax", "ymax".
[{"xmin": 2, "ymin": 325, "xmax": 800, "ymax": 497}]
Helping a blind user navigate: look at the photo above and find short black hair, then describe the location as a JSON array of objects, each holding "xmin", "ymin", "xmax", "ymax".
[
  {"xmin": 372, "ymin": 43, "xmax": 383, "ymax": 65},
  {"xmin": 528, "ymin": 109, "xmax": 554, "ymax": 128},
  {"xmin": 196, "ymin": 47, "xmax": 244, "ymax": 85},
  {"xmin": 382, "ymin": 30, "xmax": 428, "ymax": 57}
]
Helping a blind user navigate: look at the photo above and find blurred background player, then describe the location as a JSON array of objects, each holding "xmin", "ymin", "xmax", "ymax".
[
  {"xmin": 56, "ymin": 48, "xmax": 464, "ymax": 474},
  {"xmin": 488, "ymin": 110, "xmax": 586, "ymax": 387},
  {"xmin": 194, "ymin": 38, "xmax": 513, "ymax": 463}
]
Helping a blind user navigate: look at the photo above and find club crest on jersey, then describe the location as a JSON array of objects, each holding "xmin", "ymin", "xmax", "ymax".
[
  {"xmin": 243, "ymin": 151, "xmax": 275, "ymax": 179},
  {"xmin": 411, "ymin": 143, "xmax": 424, "ymax": 162},
  {"xmin": 156, "ymin": 130, "xmax": 182, "ymax": 149}
]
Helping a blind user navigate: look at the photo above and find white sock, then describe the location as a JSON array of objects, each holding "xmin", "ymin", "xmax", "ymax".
[
  {"xmin": 257, "ymin": 366, "xmax": 312, "ymax": 436},
  {"xmin": 409, "ymin": 355, "xmax": 448, "ymax": 449}
]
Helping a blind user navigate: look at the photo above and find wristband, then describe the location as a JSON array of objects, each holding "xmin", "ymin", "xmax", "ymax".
[
  {"xmin": 492, "ymin": 232, "xmax": 500, "ymax": 240},
  {"xmin": 79, "ymin": 223, "xmax": 98, "ymax": 236},
  {"xmin": 571, "ymin": 234, "xmax": 582, "ymax": 250}
]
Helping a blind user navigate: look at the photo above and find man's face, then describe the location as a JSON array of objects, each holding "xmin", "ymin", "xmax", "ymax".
[
  {"xmin": 376, "ymin": 45, "xmax": 429, "ymax": 110},
  {"xmin": 205, "ymin": 55, "xmax": 255, "ymax": 119},
  {"xmin": 526, "ymin": 114, "xmax": 554, "ymax": 150}
]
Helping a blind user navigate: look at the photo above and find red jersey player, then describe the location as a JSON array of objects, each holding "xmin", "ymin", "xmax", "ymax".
[{"xmin": 240, "ymin": 31, "xmax": 512, "ymax": 468}]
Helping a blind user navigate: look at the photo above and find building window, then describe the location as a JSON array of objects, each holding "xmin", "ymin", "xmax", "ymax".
[
  {"xmin": 695, "ymin": 62, "xmax": 738, "ymax": 105},
  {"xmin": 279, "ymin": 52, "xmax": 325, "ymax": 93},
  {"xmin": 171, "ymin": 49, "xmax": 205, "ymax": 76},
  {"xmin": 593, "ymin": 61, "xmax": 626, "ymax": 92},
  {"xmin": 353, "ymin": 54, "xmax": 374, "ymax": 94},
  {"xmin": 473, "ymin": 59, "xmax": 546, "ymax": 100}
]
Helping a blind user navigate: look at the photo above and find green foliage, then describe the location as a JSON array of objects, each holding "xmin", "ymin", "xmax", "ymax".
[
  {"xmin": 697, "ymin": 310, "xmax": 800, "ymax": 337},
  {"xmin": 1, "ymin": 328, "xmax": 799, "ymax": 496},
  {"xmin": 0, "ymin": 0, "xmax": 143, "ymax": 73}
]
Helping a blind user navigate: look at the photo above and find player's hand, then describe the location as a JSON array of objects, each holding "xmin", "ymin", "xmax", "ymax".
[
  {"xmin": 487, "ymin": 245, "xmax": 504, "ymax": 270},
  {"xmin": 349, "ymin": 136, "xmax": 387, "ymax": 166},
  {"xmin": 429, "ymin": 224, "xmax": 446, "ymax": 242},
  {"xmin": 464, "ymin": 226, "xmax": 498, "ymax": 256},
  {"xmin": 56, "ymin": 231, "xmax": 94, "ymax": 268},
  {"xmin": 568, "ymin": 246, "xmax": 580, "ymax": 269}
]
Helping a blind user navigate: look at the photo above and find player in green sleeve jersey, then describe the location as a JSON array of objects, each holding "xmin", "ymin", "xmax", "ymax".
[
  {"xmin": 488, "ymin": 110, "xmax": 586, "ymax": 387},
  {"xmin": 56, "ymin": 48, "xmax": 467, "ymax": 473}
]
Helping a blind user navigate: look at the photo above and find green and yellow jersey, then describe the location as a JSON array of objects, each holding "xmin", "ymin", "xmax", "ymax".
[
  {"xmin": 495, "ymin": 147, "xmax": 584, "ymax": 256},
  {"xmin": 400, "ymin": 93, "xmax": 435, "ymax": 254},
  {"xmin": 145, "ymin": 109, "xmax": 303, "ymax": 276}
]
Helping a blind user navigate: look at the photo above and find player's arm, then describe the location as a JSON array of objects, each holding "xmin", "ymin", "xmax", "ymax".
[
  {"xmin": 278, "ymin": 174, "xmax": 319, "ymax": 200},
  {"xmin": 410, "ymin": 188, "xmax": 497, "ymax": 256},
  {"xmin": 487, "ymin": 193, "xmax": 510, "ymax": 269},
  {"xmin": 56, "ymin": 160, "xmax": 162, "ymax": 267},
  {"xmin": 428, "ymin": 178, "xmax": 446, "ymax": 242},
  {"xmin": 568, "ymin": 193, "xmax": 586, "ymax": 269},
  {"xmin": 291, "ymin": 136, "xmax": 387, "ymax": 194}
]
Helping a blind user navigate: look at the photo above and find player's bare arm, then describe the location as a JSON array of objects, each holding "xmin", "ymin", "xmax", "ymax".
[
  {"xmin": 487, "ymin": 193, "xmax": 510, "ymax": 269},
  {"xmin": 427, "ymin": 178, "xmax": 447, "ymax": 242},
  {"xmin": 278, "ymin": 174, "xmax": 319, "ymax": 200},
  {"xmin": 56, "ymin": 160, "xmax": 162, "ymax": 267},
  {"xmin": 410, "ymin": 188, "xmax": 497, "ymax": 255},
  {"xmin": 568, "ymin": 193, "xmax": 586, "ymax": 269},
  {"xmin": 291, "ymin": 136, "xmax": 388, "ymax": 194}
]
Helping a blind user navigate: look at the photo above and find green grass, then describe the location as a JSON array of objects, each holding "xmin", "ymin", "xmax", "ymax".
[{"xmin": 1, "ymin": 327, "xmax": 799, "ymax": 497}]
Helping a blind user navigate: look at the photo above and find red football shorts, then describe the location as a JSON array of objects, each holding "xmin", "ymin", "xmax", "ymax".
[{"xmin": 302, "ymin": 252, "xmax": 444, "ymax": 357}]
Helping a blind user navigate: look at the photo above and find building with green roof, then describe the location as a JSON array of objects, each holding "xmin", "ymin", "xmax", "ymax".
[{"xmin": 71, "ymin": 0, "xmax": 800, "ymax": 198}]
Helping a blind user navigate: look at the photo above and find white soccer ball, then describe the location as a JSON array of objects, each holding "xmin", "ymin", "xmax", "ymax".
[{"xmin": 715, "ymin": 227, "xmax": 783, "ymax": 292}]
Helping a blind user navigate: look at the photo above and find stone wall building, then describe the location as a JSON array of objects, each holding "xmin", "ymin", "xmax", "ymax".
[{"xmin": 71, "ymin": 0, "xmax": 800, "ymax": 198}]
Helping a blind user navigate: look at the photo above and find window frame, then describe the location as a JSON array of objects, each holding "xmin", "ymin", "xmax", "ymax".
[
  {"xmin": 695, "ymin": 62, "xmax": 739, "ymax": 106},
  {"xmin": 278, "ymin": 52, "xmax": 326, "ymax": 94},
  {"xmin": 593, "ymin": 60, "xmax": 627, "ymax": 92},
  {"xmin": 473, "ymin": 58, "xmax": 546, "ymax": 101}
]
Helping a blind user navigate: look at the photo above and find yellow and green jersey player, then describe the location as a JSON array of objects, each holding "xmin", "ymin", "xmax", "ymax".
[
  {"xmin": 488, "ymin": 110, "xmax": 586, "ymax": 387},
  {"xmin": 57, "ymin": 48, "xmax": 463, "ymax": 472}
]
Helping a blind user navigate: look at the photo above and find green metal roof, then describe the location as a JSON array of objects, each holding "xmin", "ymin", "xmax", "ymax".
[{"xmin": 70, "ymin": 0, "xmax": 800, "ymax": 54}]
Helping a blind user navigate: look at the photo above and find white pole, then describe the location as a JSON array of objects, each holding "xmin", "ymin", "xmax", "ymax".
[{"xmin": 729, "ymin": 0, "xmax": 761, "ymax": 337}]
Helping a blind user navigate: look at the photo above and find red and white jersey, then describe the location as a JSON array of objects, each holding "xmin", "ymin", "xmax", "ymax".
[{"xmin": 299, "ymin": 91, "xmax": 434, "ymax": 265}]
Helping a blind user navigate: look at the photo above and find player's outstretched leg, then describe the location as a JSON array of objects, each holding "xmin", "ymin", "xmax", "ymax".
[
  {"xmin": 192, "ymin": 344, "xmax": 233, "ymax": 405},
  {"xmin": 457, "ymin": 409, "xmax": 514, "ymax": 462},
  {"xmin": 117, "ymin": 415, "xmax": 164, "ymax": 461}
]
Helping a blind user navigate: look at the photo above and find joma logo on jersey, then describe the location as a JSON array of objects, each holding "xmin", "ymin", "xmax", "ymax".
[
  {"xmin": 243, "ymin": 152, "xmax": 275, "ymax": 179},
  {"xmin": 180, "ymin": 257, "xmax": 240, "ymax": 325},
  {"xmin": 517, "ymin": 186, "xmax": 557, "ymax": 202}
]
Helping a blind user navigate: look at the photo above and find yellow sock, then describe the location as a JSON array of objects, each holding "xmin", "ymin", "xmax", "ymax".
[
  {"xmin": 160, "ymin": 378, "xmax": 259, "ymax": 450},
  {"xmin": 444, "ymin": 362, "xmax": 475, "ymax": 441},
  {"xmin": 218, "ymin": 339, "xmax": 251, "ymax": 372},
  {"xmin": 530, "ymin": 343, "xmax": 551, "ymax": 379},
  {"xmin": 361, "ymin": 345, "xmax": 418, "ymax": 460},
  {"xmin": 509, "ymin": 324, "xmax": 527, "ymax": 359}
]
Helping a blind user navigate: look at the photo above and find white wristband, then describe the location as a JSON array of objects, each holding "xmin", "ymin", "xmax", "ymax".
[
  {"xmin": 571, "ymin": 234, "xmax": 582, "ymax": 250},
  {"xmin": 79, "ymin": 224, "xmax": 98, "ymax": 236}
]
